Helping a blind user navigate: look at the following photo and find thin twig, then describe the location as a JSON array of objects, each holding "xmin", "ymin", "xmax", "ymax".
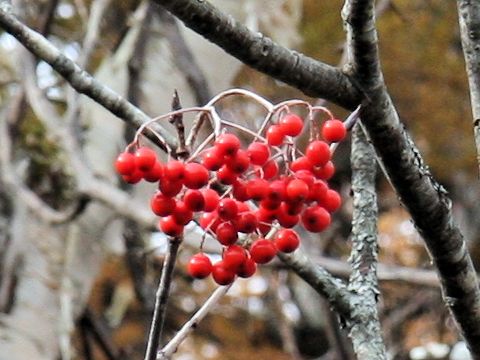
[{"xmin": 144, "ymin": 237, "xmax": 182, "ymax": 360}]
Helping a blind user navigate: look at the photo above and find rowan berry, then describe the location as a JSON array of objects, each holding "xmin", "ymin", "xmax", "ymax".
[
  {"xmin": 164, "ymin": 160, "xmax": 185, "ymax": 182},
  {"xmin": 322, "ymin": 189, "xmax": 342, "ymax": 213},
  {"xmin": 202, "ymin": 147, "xmax": 224, "ymax": 171},
  {"xmin": 187, "ymin": 253, "xmax": 212, "ymax": 279},
  {"xmin": 201, "ymin": 188, "xmax": 220, "ymax": 212},
  {"xmin": 266, "ymin": 124, "xmax": 285, "ymax": 146},
  {"xmin": 301, "ymin": 206, "xmax": 331, "ymax": 233},
  {"xmin": 217, "ymin": 165, "xmax": 237, "ymax": 185},
  {"xmin": 159, "ymin": 178, "xmax": 182, "ymax": 197},
  {"xmin": 322, "ymin": 119, "xmax": 346, "ymax": 143},
  {"xmin": 159, "ymin": 216, "xmax": 184, "ymax": 237},
  {"xmin": 115, "ymin": 152, "xmax": 136, "ymax": 175},
  {"xmin": 247, "ymin": 178, "xmax": 270, "ymax": 200},
  {"xmin": 150, "ymin": 192, "xmax": 176, "ymax": 216},
  {"xmin": 135, "ymin": 147, "xmax": 157, "ymax": 172},
  {"xmin": 143, "ymin": 161, "xmax": 163, "ymax": 182},
  {"xmin": 279, "ymin": 113, "xmax": 303, "ymax": 137},
  {"xmin": 183, "ymin": 189, "xmax": 205, "ymax": 212},
  {"xmin": 215, "ymin": 222, "xmax": 238, "ymax": 246},
  {"xmin": 250, "ymin": 239, "xmax": 277, "ymax": 264},
  {"xmin": 286, "ymin": 179, "xmax": 309, "ymax": 202},
  {"xmin": 247, "ymin": 142, "xmax": 270, "ymax": 165},
  {"xmin": 274, "ymin": 229, "xmax": 300, "ymax": 253},
  {"xmin": 290, "ymin": 156, "xmax": 313, "ymax": 172},
  {"xmin": 217, "ymin": 198, "xmax": 238, "ymax": 220},
  {"xmin": 306, "ymin": 140, "xmax": 331, "ymax": 166},
  {"xmin": 215, "ymin": 133, "xmax": 241, "ymax": 156},
  {"xmin": 237, "ymin": 257, "xmax": 257, "ymax": 278},
  {"xmin": 172, "ymin": 201, "xmax": 193, "ymax": 225},
  {"xmin": 184, "ymin": 162, "xmax": 209, "ymax": 189},
  {"xmin": 212, "ymin": 261, "xmax": 236, "ymax": 285},
  {"xmin": 223, "ymin": 245, "xmax": 247, "ymax": 271}
]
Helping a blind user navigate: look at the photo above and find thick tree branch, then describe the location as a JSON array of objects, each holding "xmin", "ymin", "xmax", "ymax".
[
  {"xmin": 154, "ymin": 0, "xmax": 362, "ymax": 110},
  {"xmin": 457, "ymin": 0, "xmax": 480, "ymax": 172},
  {"xmin": 0, "ymin": 1, "xmax": 176, "ymax": 151},
  {"xmin": 343, "ymin": 0, "xmax": 480, "ymax": 357}
]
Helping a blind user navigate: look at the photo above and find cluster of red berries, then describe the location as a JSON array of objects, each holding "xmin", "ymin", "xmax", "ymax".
[{"xmin": 115, "ymin": 112, "xmax": 347, "ymax": 286}]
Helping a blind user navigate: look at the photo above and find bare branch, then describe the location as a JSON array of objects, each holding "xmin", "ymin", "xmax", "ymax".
[
  {"xmin": 144, "ymin": 237, "xmax": 182, "ymax": 360},
  {"xmin": 457, "ymin": 0, "xmax": 480, "ymax": 173},
  {"xmin": 154, "ymin": 0, "xmax": 362, "ymax": 110},
  {"xmin": 0, "ymin": 2, "xmax": 176, "ymax": 151}
]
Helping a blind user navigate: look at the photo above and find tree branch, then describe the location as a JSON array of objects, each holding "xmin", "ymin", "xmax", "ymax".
[
  {"xmin": 153, "ymin": 0, "xmax": 362, "ymax": 110},
  {"xmin": 457, "ymin": 0, "xmax": 480, "ymax": 173},
  {"xmin": 0, "ymin": 1, "xmax": 176, "ymax": 151}
]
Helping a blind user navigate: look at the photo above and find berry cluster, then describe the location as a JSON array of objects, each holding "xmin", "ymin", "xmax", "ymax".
[{"xmin": 115, "ymin": 99, "xmax": 347, "ymax": 286}]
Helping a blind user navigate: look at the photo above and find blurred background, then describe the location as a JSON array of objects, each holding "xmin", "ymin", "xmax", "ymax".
[{"xmin": 0, "ymin": 1, "xmax": 478, "ymax": 359}]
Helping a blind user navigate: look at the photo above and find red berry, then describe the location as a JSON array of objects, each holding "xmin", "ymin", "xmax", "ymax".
[
  {"xmin": 183, "ymin": 189, "xmax": 205, "ymax": 212},
  {"xmin": 279, "ymin": 113, "xmax": 303, "ymax": 137},
  {"xmin": 122, "ymin": 169, "xmax": 143, "ymax": 184},
  {"xmin": 217, "ymin": 198, "xmax": 238, "ymax": 220},
  {"xmin": 322, "ymin": 119, "xmax": 346, "ymax": 143},
  {"xmin": 215, "ymin": 222, "xmax": 238, "ymax": 245},
  {"xmin": 184, "ymin": 162, "xmax": 209, "ymax": 189},
  {"xmin": 286, "ymin": 179, "xmax": 309, "ymax": 202},
  {"xmin": 164, "ymin": 160, "xmax": 185, "ymax": 182},
  {"xmin": 275, "ymin": 229, "xmax": 300, "ymax": 253},
  {"xmin": 266, "ymin": 124, "xmax": 285, "ymax": 146},
  {"xmin": 247, "ymin": 178, "xmax": 270, "ymax": 201},
  {"xmin": 277, "ymin": 209, "xmax": 300, "ymax": 228},
  {"xmin": 247, "ymin": 142, "xmax": 270, "ymax": 165},
  {"xmin": 261, "ymin": 159, "xmax": 279, "ymax": 180},
  {"xmin": 202, "ymin": 147, "xmax": 224, "ymax": 171},
  {"xmin": 322, "ymin": 189, "xmax": 342, "ymax": 213},
  {"xmin": 115, "ymin": 152, "xmax": 136, "ymax": 175},
  {"xmin": 290, "ymin": 156, "xmax": 313, "ymax": 172},
  {"xmin": 280, "ymin": 201, "xmax": 304, "ymax": 216},
  {"xmin": 150, "ymin": 192, "xmax": 176, "ymax": 216},
  {"xmin": 172, "ymin": 201, "xmax": 193, "ymax": 225},
  {"xmin": 257, "ymin": 206, "xmax": 277, "ymax": 224},
  {"xmin": 201, "ymin": 188, "xmax": 220, "ymax": 212},
  {"xmin": 135, "ymin": 147, "xmax": 157, "ymax": 172},
  {"xmin": 232, "ymin": 180, "xmax": 250, "ymax": 201},
  {"xmin": 236, "ymin": 201, "xmax": 251, "ymax": 214},
  {"xmin": 223, "ymin": 245, "xmax": 247, "ymax": 271},
  {"xmin": 306, "ymin": 141, "xmax": 331, "ymax": 166},
  {"xmin": 313, "ymin": 161, "xmax": 335, "ymax": 180},
  {"xmin": 143, "ymin": 161, "xmax": 164, "ymax": 182},
  {"xmin": 226, "ymin": 149, "xmax": 250, "ymax": 174},
  {"xmin": 215, "ymin": 133, "xmax": 241, "ymax": 156},
  {"xmin": 294, "ymin": 170, "xmax": 315, "ymax": 188},
  {"xmin": 187, "ymin": 253, "xmax": 212, "ymax": 279},
  {"xmin": 268, "ymin": 180, "xmax": 287, "ymax": 202},
  {"xmin": 260, "ymin": 197, "xmax": 282, "ymax": 210},
  {"xmin": 217, "ymin": 165, "xmax": 237, "ymax": 185},
  {"xmin": 199, "ymin": 211, "xmax": 220, "ymax": 232},
  {"xmin": 159, "ymin": 216, "xmax": 184, "ymax": 237},
  {"xmin": 250, "ymin": 239, "xmax": 277, "ymax": 264},
  {"xmin": 159, "ymin": 178, "xmax": 183, "ymax": 197},
  {"xmin": 234, "ymin": 212, "xmax": 258, "ymax": 233},
  {"xmin": 301, "ymin": 206, "xmax": 331, "ymax": 233},
  {"xmin": 237, "ymin": 257, "xmax": 257, "ymax": 278},
  {"xmin": 212, "ymin": 261, "xmax": 236, "ymax": 285},
  {"xmin": 308, "ymin": 180, "xmax": 328, "ymax": 202}
]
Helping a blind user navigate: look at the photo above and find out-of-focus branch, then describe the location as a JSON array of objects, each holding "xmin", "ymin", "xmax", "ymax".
[
  {"xmin": 0, "ymin": 1, "xmax": 176, "ymax": 151},
  {"xmin": 144, "ymin": 237, "xmax": 182, "ymax": 360},
  {"xmin": 346, "ymin": 124, "xmax": 386, "ymax": 360},
  {"xmin": 154, "ymin": 0, "xmax": 362, "ymax": 110},
  {"xmin": 457, "ymin": 0, "xmax": 480, "ymax": 173}
]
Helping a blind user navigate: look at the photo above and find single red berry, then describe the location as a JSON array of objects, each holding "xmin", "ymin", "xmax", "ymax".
[
  {"xmin": 290, "ymin": 156, "xmax": 313, "ymax": 172},
  {"xmin": 274, "ymin": 229, "xmax": 300, "ymax": 253},
  {"xmin": 223, "ymin": 245, "xmax": 247, "ymax": 271},
  {"xmin": 313, "ymin": 161, "xmax": 335, "ymax": 180},
  {"xmin": 199, "ymin": 211, "xmax": 221, "ymax": 232},
  {"xmin": 232, "ymin": 180, "xmax": 250, "ymax": 201},
  {"xmin": 308, "ymin": 180, "xmax": 328, "ymax": 202},
  {"xmin": 215, "ymin": 222, "xmax": 238, "ymax": 246},
  {"xmin": 261, "ymin": 159, "xmax": 279, "ymax": 180},
  {"xmin": 306, "ymin": 140, "xmax": 331, "ymax": 167},
  {"xmin": 202, "ymin": 147, "xmax": 224, "ymax": 171},
  {"xmin": 159, "ymin": 216, "xmax": 184, "ymax": 237},
  {"xmin": 122, "ymin": 169, "xmax": 143, "ymax": 184},
  {"xmin": 294, "ymin": 170, "xmax": 315, "ymax": 188},
  {"xmin": 172, "ymin": 201, "xmax": 193, "ymax": 225},
  {"xmin": 279, "ymin": 113, "xmax": 303, "ymax": 137},
  {"xmin": 280, "ymin": 200, "xmax": 304, "ymax": 216},
  {"xmin": 183, "ymin": 189, "xmax": 205, "ymax": 212},
  {"xmin": 187, "ymin": 253, "xmax": 212, "ymax": 279},
  {"xmin": 301, "ymin": 206, "xmax": 331, "ymax": 233},
  {"xmin": 236, "ymin": 201, "xmax": 251, "ymax": 214},
  {"xmin": 322, "ymin": 189, "xmax": 342, "ymax": 213},
  {"xmin": 266, "ymin": 124, "xmax": 285, "ymax": 146},
  {"xmin": 260, "ymin": 197, "xmax": 282, "ymax": 210},
  {"xmin": 257, "ymin": 206, "xmax": 277, "ymax": 224},
  {"xmin": 215, "ymin": 133, "xmax": 241, "ymax": 156},
  {"xmin": 143, "ymin": 161, "xmax": 164, "ymax": 182},
  {"xmin": 237, "ymin": 257, "xmax": 257, "ymax": 278},
  {"xmin": 217, "ymin": 165, "xmax": 237, "ymax": 185},
  {"xmin": 201, "ymin": 188, "xmax": 220, "ymax": 212},
  {"xmin": 115, "ymin": 152, "xmax": 136, "ymax": 175},
  {"xmin": 277, "ymin": 209, "xmax": 300, "ymax": 228},
  {"xmin": 322, "ymin": 119, "xmax": 347, "ymax": 143},
  {"xmin": 164, "ymin": 160, "xmax": 185, "ymax": 182},
  {"xmin": 247, "ymin": 178, "xmax": 270, "ymax": 201},
  {"xmin": 226, "ymin": 149, "xmax": 250, "ymax": 174},
  {"xmin": 268, "ymin": 180, "xmax": 287, "ymax": 203},
  {"xmin": 234, "ymin": 212, "xmax": 258, "ymax": 233},
  {"xmin": 286, "ymin": 179, "xmax": 309, "ymax": 202},
  {"xmin": 212, "ymin": 261, "xmax": 236, "ymax": 285},
  {"xmin": 217, "ymin": 198, "xmax": 238, "ymax": 220},
  {"xmin": 150, "ymin": 192, "xmax": 176, "ymax": 216},
  {"xmin": 135, "ymin": 147, "xmax": 157, "ymax": 172},
  {"xmin": 250, "ymin": 239, "xmax": 277, "ymax": 264},
  {"xmin": 184, "ymin": 162, "xmax": 209, "ymax": 189},
  {"xmin": 247, "ymin": 142, "xmax": 270, "ymax": 165},
  {"xmin": 159, "ymin": 178, "xmax": 183, "ymax": 197}
]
